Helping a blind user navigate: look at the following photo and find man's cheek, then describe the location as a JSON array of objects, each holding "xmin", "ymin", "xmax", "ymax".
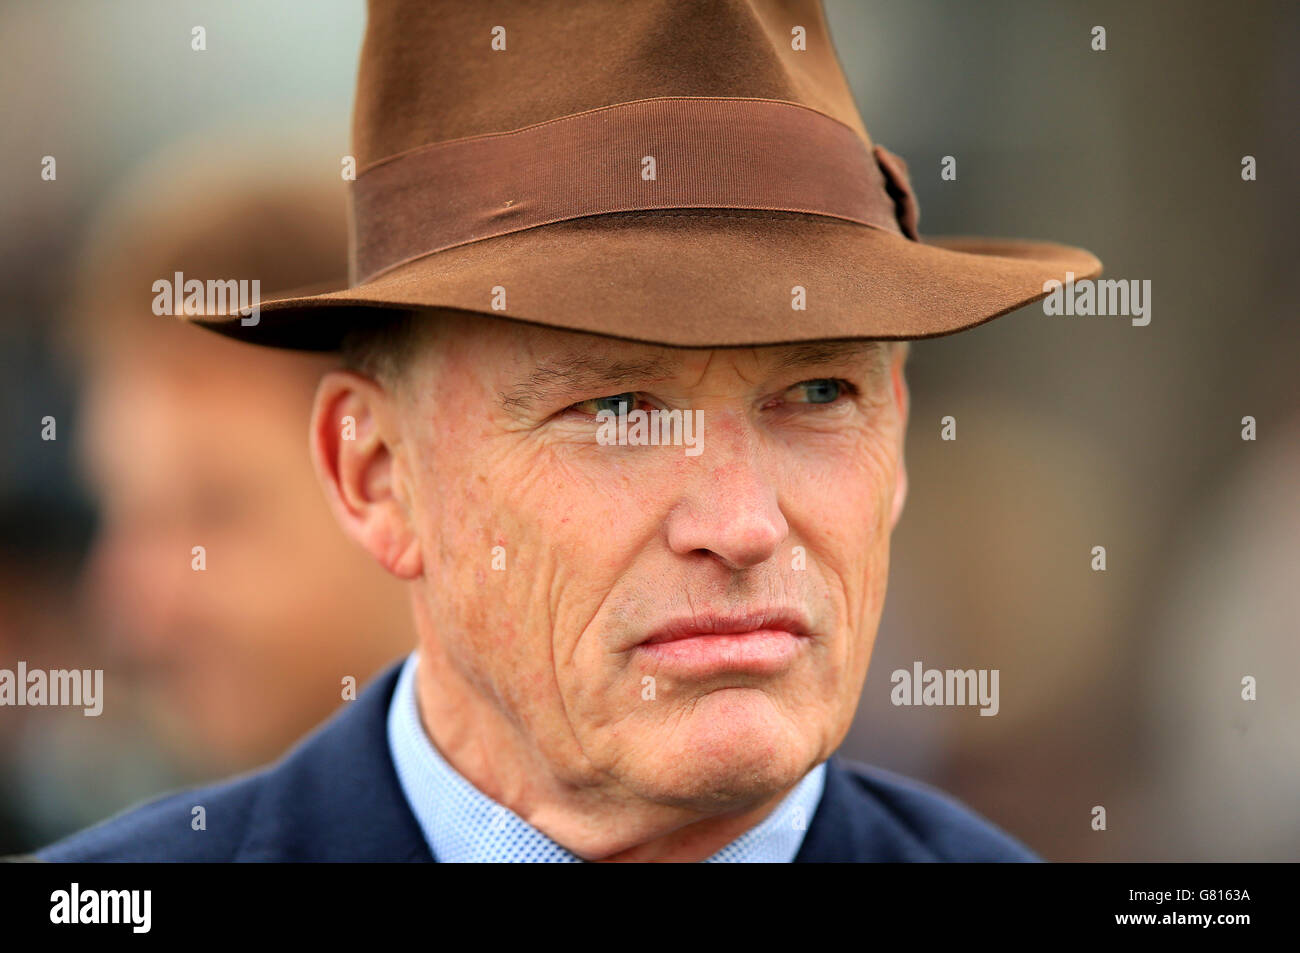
[
  {"xmin": 420, "ymin": 435, "xmax": 535, "ymax": 573},
  {"xmin": 797, "ymin": 473, "xmax": 892, "ymax": 577}
]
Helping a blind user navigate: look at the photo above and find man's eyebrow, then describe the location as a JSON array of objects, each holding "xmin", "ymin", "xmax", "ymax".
[
  {"xmin": 499, "ymin": 353, "xmax": 678, "ymax": 411},
  {"xmin": 498, "ymin": 341, "xmax": 888, "ymax": 412},
  {"xmin": 772, "ymin": 340, "xmax": 887, "ymax": 372}
]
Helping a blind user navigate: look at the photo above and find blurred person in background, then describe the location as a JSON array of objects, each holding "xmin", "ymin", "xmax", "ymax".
[{"xmin": 59, "ymin": 136, "xmax": 415, "ymax": 779}]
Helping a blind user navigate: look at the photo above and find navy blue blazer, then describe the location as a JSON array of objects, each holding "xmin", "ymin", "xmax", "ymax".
[{"xmin": 37, "ymin": 663, "xmax": 1038, "ymax": 862}]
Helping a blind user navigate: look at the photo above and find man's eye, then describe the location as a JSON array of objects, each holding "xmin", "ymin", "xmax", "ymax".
[
  {"xmin": 787, "ymin": 378, "xmax": 854, "ymax": 404},
  {"xmin": 567, "ymin": 392, "xmax": 642, "ymax": 416}
]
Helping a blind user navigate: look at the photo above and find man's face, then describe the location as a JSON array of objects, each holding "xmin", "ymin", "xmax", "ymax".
[{"xmin": 381, "ymin": 314, "xmax": 909, "ymax": 809}]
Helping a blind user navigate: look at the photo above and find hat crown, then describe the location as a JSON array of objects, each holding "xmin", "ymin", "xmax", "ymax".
[{"xmin": 352, "ymin": 0, "xmax": 870, "ymax": 167}]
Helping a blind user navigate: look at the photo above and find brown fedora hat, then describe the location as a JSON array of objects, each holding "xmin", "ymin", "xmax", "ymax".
[{"xmin": 191, "ymin": 0, "xmax": 1101, "ymax": 351}]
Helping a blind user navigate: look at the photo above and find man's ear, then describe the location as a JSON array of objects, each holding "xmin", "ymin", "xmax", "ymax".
[
  {"xmin": 889, "ymin": 345, "xmax": 910, "ymax": 530},
  {"xmin": 309, "ymin": 370, "xmax": 422, "ymax": 580}
]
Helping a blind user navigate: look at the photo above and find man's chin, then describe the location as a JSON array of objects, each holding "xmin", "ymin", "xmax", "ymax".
[{"xmin": 620, "ymin": 688, "xmax": 818, "ymax": 809}]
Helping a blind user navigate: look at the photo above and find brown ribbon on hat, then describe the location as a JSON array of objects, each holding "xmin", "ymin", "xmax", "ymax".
[{"xmin": 351, "ymin": 96, "xmax": 918, "ymax": 285}]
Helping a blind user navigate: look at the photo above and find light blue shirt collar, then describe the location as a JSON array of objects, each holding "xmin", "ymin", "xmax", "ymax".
[{"xmin": 386, "ymin": 651, "xmax": 826, "ymax": 862}]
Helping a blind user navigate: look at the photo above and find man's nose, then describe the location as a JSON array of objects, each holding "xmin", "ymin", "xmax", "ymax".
[{"xmin": 663, "ymin": 431, "xmax": 789, "ymax": 571}]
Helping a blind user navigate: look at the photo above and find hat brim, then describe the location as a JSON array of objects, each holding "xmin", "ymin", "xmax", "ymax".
[{"xmin": 192, "ymin": 210, "xmax": 1100, "ymax": 350}]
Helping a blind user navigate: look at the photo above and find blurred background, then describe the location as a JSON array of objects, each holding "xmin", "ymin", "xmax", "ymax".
[{"xmin": 0, "ymin": 1, "xmax": 1295, "ymax": 859}]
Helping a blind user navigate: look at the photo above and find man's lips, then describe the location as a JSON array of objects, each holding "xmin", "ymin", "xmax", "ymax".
[
  {"xmin": 636, "ymin": 612, "xmax": 813, "ymax": 676},
  {"xmin": 640, "ymin": 611, "xmax": 812, "ymax": 645}
]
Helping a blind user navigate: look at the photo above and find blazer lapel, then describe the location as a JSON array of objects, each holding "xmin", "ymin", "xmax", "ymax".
[
  {"xmin": 234, "ymin": 661, "xmax": 435, "ymax": 862},
  {"xmin": 794, "ymin": 756, "xmax": 935, "ymax": 862}
]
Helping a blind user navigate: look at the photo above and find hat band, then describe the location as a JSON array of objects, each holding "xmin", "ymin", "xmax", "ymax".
[{"xmin": 351, "ymin": 96, "xmax": 905, "ymax": 285}]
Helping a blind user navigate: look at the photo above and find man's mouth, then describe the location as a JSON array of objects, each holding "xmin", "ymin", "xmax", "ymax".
[{"xmin": 636, "ymin": 610, "xmax": 813, "ymax": 676}]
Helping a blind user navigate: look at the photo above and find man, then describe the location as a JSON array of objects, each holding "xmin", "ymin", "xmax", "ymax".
[{"xmin": 38, "ymin": 0, "xmax": 1099, "ymax": 862}]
